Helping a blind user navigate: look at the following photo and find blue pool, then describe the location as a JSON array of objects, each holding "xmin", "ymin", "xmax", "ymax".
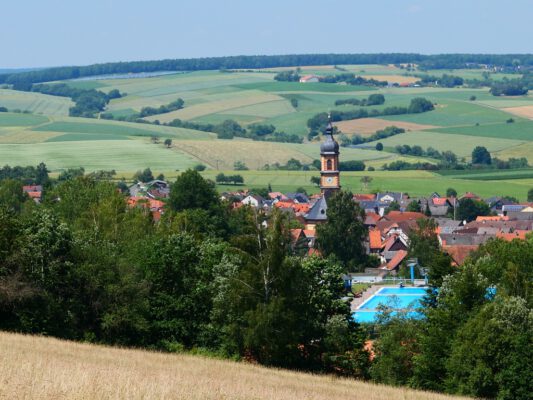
[{"xmin": 353, "ymin": 287, "xmax": 428, "ymax": 323}]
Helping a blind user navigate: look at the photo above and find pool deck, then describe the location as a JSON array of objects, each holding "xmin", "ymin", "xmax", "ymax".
[
  {"xmin": 351, "ymin": 286, "xmax": 382, "ymax": 311},
  {"xmin": 350, "ymin": 283, "xmax": 428, "ymax": 312}
]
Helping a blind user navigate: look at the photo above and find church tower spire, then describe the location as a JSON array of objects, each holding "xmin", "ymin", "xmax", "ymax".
[{"xmin": 319, "ymin": 115, "xmax": 340, "ymax": 197}]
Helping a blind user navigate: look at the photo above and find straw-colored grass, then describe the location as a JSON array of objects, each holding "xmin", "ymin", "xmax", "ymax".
[{"xmin": 0, "ymin": 331, "xmax": 468, "ymax": 400}]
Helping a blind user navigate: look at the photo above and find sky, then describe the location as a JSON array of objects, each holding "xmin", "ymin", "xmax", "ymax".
[{"xmin": 1, "ymin": 0, "xmax": 532, "ymax": 69}]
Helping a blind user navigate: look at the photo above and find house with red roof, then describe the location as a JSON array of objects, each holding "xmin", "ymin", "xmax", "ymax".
[
  {"xmin": 299, "ymin": 75, "xmax": 319, "ymax": 83},
  {"xmin": 23, "ymin": 185, "xmax": 43, "ymax": 203}
]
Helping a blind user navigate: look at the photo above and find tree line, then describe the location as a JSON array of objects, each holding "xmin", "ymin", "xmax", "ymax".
[
  {"xmin": 30, "ymin": 83, "xmax": 123, "ymax": 118},
  {"xmin": 308, "ymin": 98, "xmax": 434, "ymax": 138},
  {"xmin": 4, "ymin": 53, "xmax": 533, "ymax": 88}
]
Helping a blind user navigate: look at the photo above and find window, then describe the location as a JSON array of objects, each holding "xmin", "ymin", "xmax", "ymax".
[{"xmin": 326, "ymin": 159, "xmax": 332, "ymax": 170}]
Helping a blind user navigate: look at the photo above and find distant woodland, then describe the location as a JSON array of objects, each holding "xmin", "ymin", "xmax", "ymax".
[{"xmin": 2, "ymin": 53, "xmax": 533, "ymax": 89}]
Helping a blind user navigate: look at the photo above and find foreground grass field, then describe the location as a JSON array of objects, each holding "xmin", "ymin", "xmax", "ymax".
[{"xmin": 0, "ymin": 332, "xmax": 466, "ymax": 400}]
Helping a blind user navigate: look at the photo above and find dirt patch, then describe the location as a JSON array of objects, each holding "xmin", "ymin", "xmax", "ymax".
[
  {"xmin": 362, "ymin": 75, "xmax": 419, "ymax": 84},
  {"xmin": 334, "ymin": 118, "xmax": 440, "ymax": 136},
  {"xmin": 503, "ymin": 105, "xmax": 533, "ymax": 119}
]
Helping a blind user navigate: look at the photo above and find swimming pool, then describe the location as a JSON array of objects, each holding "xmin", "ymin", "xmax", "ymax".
[{"xmin": 353, "ymin": 286, "xmax": 428, "ymax": 323}]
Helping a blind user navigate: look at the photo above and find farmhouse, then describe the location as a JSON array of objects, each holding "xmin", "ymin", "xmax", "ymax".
[{"xmin": 299, "ymin": 74, "xmax": 319, "ymax": 83}]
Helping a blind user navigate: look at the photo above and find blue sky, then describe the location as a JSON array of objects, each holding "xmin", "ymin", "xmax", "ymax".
[{"xmin": 1, "ymin": 0, "xmax": 532, "ymax": 68}]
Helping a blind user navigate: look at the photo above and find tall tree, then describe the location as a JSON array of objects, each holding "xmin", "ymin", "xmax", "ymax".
[
  {"xmin": 316, "ymin": 190, "xmax": 367, "ymax": 271},
  {"xmin": 168, "ymin": 169, "xmax": 219, "ymax": 212}
]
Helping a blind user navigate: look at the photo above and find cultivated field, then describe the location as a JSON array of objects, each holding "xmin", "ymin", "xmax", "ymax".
[
  {"xmin": 2, "ymin": 65, "xmax": 533, "ymax": 191},
  {"xmin": 334, "ymin": 118, "xmax": 439, "ymax": 135},
  {"xmin": 0, "ymin": 332, "xmax": 467, "ymax": 400}
]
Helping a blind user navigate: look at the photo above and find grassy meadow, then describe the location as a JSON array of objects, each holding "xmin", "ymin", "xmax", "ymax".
[
  {"xmin": 1, "ymin": 64, "xmax": 533, "ymax": 197},
  {"xmin": 0, "ymin": 331, "xmax": 468, "ymax": 400}
]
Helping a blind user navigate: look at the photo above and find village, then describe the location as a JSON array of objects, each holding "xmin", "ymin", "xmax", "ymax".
[{"xmin": 115, "ymin": 121, "xmax": 533, "ymax": 279}]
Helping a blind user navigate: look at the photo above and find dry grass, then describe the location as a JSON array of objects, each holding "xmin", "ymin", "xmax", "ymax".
[
  {"xmin": 503, "ymin": 105, "xmax": 533, "ymax": 119},
  {"xmin": 0, "ymin": 331, "xmax": 467, "ymax": 400},
  {"xmin": 361, "ymin": 75, "xmax": 419, "ymax": 84},
  {"xmin": 333, "ymin": 118, "xmax": 440, "ymax": 135}
]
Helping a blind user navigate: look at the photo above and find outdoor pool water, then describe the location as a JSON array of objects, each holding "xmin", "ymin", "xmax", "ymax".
[{"xmin": 353, "ymin": 287, "xmax": 428, "ymax": 323}]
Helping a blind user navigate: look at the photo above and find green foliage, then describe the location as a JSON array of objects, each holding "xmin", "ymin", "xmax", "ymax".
[
  {"xmin": 168, "ymin": 169, "xmax": 219, "ymax": 212},
  {"xmin": 446, "ymin": 187, "xmax": 457, "ymax": 197},
  {"xmin": 406, "ymin": 200, "xmax": 421, "ymax": 212},
  {"xmin": 371, "ymin": 314, "xmax": 421, "ymax": 385},
  {"xmin": 316, "ymin": 190, "xmax": 367, "ymax": 271},
  {"xmin": 233, "ymin": 160, "xmax": 249, "ymax": 171},
  {"xmin": 408, "ymin": 219, "xmax": 453, "ymax": 286},
  {"xmin": 490, "ymin": 80, "xmax": 528, "ymax": 96},
  {"xmin": 339, "ymin": 160, "xmax": 365, "ymax": 171},
  {"xmin": 471, "ymin": 146, "xmax": 492, "ymax": 165},
  {"xmin": 456, "ymin": 198, "xmax": 490, "ymax": 222},
  {"xmin": 273, "ymin": 70, "xmax": 300, "ymax": 82},
  {"xmin": 133, "ymin": 167, "xmax": 154, "ymax": 183},
  {"xmin": 375, "ymin": 142, "xmax": 383, "ymax": 151},
  {"xmin": 216, "ymin": 173, "xmax": 244, "ymax": 185}
]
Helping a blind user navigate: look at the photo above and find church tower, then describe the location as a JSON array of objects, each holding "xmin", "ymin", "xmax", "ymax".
[{"xmin": 320, "ymin": 119, "xmax": 340, "ymax": 197}]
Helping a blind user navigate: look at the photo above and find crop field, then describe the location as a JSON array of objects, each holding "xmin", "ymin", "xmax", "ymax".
[
  {"xmin": 334, "ymin": 118, "xmax": 439, "ymax": 135},
  {"xmin": 0, "ymin": 89, "xmax": 73, "ymax": 116},
  {"xmin": 1, "ymin": 65, "xmax": 533, "ymax": 190},
  {"xmin": 0, "ymin": 332, "xmax": 466, "ymax": 400},
  {"xmin": 0, "ymin": 139, "xmax": 198, "ymax": 173},
  {"xmin": 428, "ymin": 121, "xmax": 533, "ymax": 141},
  {"xmin": 0, "ymin": 112, "xmax": 49, "ymax": 126},
  {"xmin": 503, "ymin": 105, "xmax": 533, "ymax": 119},
  {"xmin": 372, "ymin": 131, "xmax": 524, "ymax": 158}
]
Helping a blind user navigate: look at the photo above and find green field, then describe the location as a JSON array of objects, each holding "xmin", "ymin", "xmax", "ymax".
[
  {"xmin": 0, "ymin": 90, "xmax": 73, "ymax": 116},
  {"xmin": 0, "ymin": 140, "xmax": 198, "ymax": 173},
  {"xmin": 0, "ymin": 112, "xmax": 49, "ymax": 126},
  {"xmin": 201, "ymin": 170, "xmax": 533, "ymax": 201},
  {"xmin": 428, "ymin": 121, "xmax": 533, "ymax": 141},
  {"xmin": 2, "ymin": 65, "xmax": 533, "ymax": 197}
]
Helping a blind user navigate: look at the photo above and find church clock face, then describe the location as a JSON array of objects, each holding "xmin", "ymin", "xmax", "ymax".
[{"xmin": 326, "ymin": 177, "xmax": 334, "ymax": 184}]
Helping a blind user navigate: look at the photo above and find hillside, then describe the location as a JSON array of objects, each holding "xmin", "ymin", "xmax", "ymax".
[
  {"xmin": 2, "ymin": 64, "xmax": 533, "ymax": 198},
  {"xmin": 0, "ymin": 331, "xmax": 466, "ymax": 400}
]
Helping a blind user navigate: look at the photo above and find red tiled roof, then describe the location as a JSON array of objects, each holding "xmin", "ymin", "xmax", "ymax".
[
  {"xmin": 476, "ymin": 216, "xmax": 509, "ymax": 222},
  {"xmin": 384, "ymin": 250, "xmax": 408, "ymax": 270},
  {"xmin": 432, "ymin": 198, "xmax": 449, "ymax": 206},
  {"xmin": 27, "ymin": 191, "xmax": 41, "ymax": 199},
  {"xmin": 442, "ymin": 245, "xmax": 478, "ymax": 266},
  {"xmin": 128, "ymin": 196, "xmax": 164, "ymax": 210},
  {"xmin": 369, "ymin": 229, "xmax": 382, "ymax": 250},
  {"xmin": 496, "ymin": 230, "xmax": 528, "ymax": 241},
  {"xmin": 22, "ymin": 185, "xmax": 41, "ymax": 192},
  {"xmin": 381, "ymin": 211, "xmax": 426, "ymax": 223},
  {"xmin": 354, "ymin": 193, "xmax": 376, "ymax": 201},
  {"xmin": 383, "ymin": 235, "xmax": 400, "ymax": 251},
  {"xmin": 303, "ymin": 229, "xmax": 315, "ymax": 238},
  {"xmin": 460, "ymin": 192, "xmax": 480, "ymax": 200}
]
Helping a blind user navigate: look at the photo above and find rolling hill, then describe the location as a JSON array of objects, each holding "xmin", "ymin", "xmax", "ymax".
[
  {"xmin": 1, "ymin": 64, "xmax": 533, "ymax": 198},
  {"xmin": 0, "ymin": 331, "xmax": 467, "ymax": 400}
]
